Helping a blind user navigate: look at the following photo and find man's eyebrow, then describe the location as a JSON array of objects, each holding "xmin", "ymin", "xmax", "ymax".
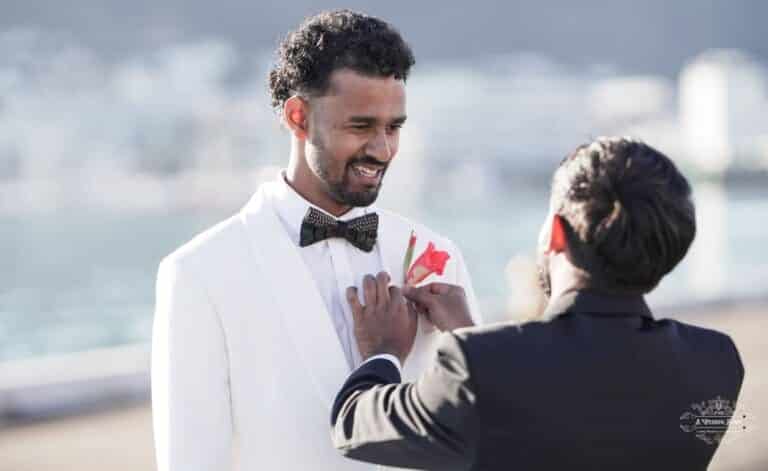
[
  {"xmin": 347, "ymin": 115, "xmax": 408, "ymax": 125},
  {"xmin": 347, "ymin": 116, "xmax": 377, "ymax": 125}
]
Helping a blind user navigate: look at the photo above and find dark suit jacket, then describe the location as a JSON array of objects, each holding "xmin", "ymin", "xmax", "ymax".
[{"xmin": 330, "ymin": 290, "xmax": 744, "ymax": 470}]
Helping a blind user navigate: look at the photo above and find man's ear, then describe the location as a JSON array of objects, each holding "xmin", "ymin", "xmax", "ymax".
[
  {"xmin": 548, "ymin": 214, "xmax": 568, "ymax": 254},
  {"xmin": 283, "ymin": 96, "xmax": 308, "ymax": 140}
]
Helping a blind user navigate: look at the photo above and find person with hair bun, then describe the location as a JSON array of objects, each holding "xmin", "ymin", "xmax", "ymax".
[{"xmin": 332, "ymin": 137, "xmax": 743, "ymax": 471}]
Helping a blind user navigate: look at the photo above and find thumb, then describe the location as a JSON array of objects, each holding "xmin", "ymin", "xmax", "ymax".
[
  {"xmin": 402, "ymin": 285, "xmax": 435, "ymax": 308},
  {"xmin": 427, "ymin": 283, "xmax": 456, "ymax": 295}
]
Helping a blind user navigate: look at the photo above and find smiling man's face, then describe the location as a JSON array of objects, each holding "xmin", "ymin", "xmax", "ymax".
[{"xmin": 304, "ymin": 68, "xmax": 407, "ymax": 208}]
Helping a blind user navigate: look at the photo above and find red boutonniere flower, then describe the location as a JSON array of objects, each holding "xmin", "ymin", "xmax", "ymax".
[{"xmin": 406, "ymin": 241, "xmax": 451, "ymax": 286}]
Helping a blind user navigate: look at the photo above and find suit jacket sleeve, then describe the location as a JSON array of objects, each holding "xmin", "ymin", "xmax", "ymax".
[
  {"xmin": 449, "ymin": 241, "xmax": 483, "ymax": 326},
  {"xmin": 152, "ymin": 258, "xmax": 233, "ymax": 471},
  {"xmin": 330, "ymin": 332, "xmax": 479, "ymax": 470}
]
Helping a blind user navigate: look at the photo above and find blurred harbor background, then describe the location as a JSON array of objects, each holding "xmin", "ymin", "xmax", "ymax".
[{"xmin": 1, "ymin": 1, "xmax": 767, "ymax": 470}]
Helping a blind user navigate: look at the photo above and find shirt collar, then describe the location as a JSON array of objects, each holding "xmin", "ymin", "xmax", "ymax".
[
  {"xmin": 542, "ymin": 289, "xmax": 653, "ymax": 321},
  {"xmin": 271, "ymin": 170, "xmax": 370, "ymax": 245}
]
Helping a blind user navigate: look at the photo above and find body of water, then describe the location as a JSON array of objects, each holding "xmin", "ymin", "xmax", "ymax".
[
  {"xmin": 2, "ymin": 38, "xmax": 767, "ymax": 362},
  {"xmin": 2, "ymin": 180, "xmax": 766, "ymax": 362}
]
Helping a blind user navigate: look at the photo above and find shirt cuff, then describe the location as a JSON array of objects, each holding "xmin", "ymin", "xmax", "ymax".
[{"xmin": 361, "ymin": 353, "xmax": 402, "ymax": 373}]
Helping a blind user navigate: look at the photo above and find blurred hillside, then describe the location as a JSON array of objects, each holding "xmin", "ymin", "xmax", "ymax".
[{"xmin": 2, "ymin": 0, "xmax": 768, "ymax": 76}]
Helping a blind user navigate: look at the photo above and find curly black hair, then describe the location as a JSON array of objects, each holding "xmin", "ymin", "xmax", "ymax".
[
  {"xmin": 552, "ymin": 137, "xmax": 696, "ymax": 294},
  {"xmin": 268, "ymin": 10, "xmax": 415, "ymax": 112}
]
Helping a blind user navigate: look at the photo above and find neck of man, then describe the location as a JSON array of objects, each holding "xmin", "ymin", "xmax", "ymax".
[
  {"xmin": 285, "ymin": 138, "xmax": 352, "ymax": 218},
  {"xmin": 544, "ymin": 253, "xmax": 586, "ymax": 307},
  {"xmin": 545, "ymin": 256, "xmax": 643, "ymax": 309}
]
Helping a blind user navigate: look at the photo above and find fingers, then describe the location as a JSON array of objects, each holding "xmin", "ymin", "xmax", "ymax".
[
  {"xmin": 403, "ymin": 298, "xmax": 428, "ymax": 327},
  {"xmin": 389, "ymin": 285, "xmax": 405, "ymax": 309},
  {"xmin": 391, "ymin": 285, "xmax": 417, "ymax": 335},
  {"xmin": 363, "ymin": 274, "xmax": 377, "ymax": 308},
  {"xmin": 428, "ymin": 283, "xmax": 458, "ymax": 295},
  {"xmin": 376, "ymin": 272, "xmax": 390, "ymax": 308},
  {"xmin": 407, "ymin": 299, "xmax": 427, "ymax": 317},
  {"xmin": 404, "ymin": 283, "xmax": 461, "ymax": 299},
  {"xmin": 346, "ymin": 287, "xmax": 362, "ymax": 319},
  {"xmin": 402, "ymin": 284, "xmax": 437, "ymax": 310},
  {"xmin": 407, "ymin": 298, "xmax": 419, "ymax": 325}
]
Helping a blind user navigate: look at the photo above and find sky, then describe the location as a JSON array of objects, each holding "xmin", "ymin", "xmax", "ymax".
[{"xmin": 2, "ymin": 0, "xmax": 767, "ymax": 76}]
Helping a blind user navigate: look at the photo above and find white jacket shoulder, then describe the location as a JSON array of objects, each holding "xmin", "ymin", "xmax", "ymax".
[{"xmin": 159, "ymin": 213, "xmax": 246, "ymax": 274}]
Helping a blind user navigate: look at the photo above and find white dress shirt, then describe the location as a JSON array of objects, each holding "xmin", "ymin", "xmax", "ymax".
[{"xmin": 272, "ymin": 172, "xmax": 401, "ymax": 371}]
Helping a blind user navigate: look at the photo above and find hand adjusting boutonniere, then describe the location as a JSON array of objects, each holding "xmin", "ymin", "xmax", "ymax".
[{"xmin": 402, "ymin": 231, "xmax": 451, "ymax": 333}]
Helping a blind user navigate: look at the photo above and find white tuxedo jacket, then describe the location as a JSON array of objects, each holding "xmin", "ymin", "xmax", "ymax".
[{"xmin": 152, "ymin": 182, "xmax": 482, "ymax": 470}]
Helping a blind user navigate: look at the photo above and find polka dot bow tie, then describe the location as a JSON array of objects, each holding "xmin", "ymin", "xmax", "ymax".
[{"xmin": 299, "ymin": 207, "xmax": 379, "ymax": 252}]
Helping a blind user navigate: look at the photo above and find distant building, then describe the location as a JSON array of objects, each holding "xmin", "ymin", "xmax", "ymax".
[{"xmin": 679, "ymin": 50, "xmax": 768, "ymax": 174}]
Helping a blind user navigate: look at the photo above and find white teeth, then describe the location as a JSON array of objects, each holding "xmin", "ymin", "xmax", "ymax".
[{"xmin": 354, "ymin": 165, "xmax": 379, "ymax": 178}]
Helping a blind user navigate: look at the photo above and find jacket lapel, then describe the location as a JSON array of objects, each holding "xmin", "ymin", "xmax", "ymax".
[
  {"xmin": 239, "ymin": 184, "xmax": 350, "ymax": 408},
  {"xmin": 374, "ymin": 211, "xmax": 409, "ymax": 287}
]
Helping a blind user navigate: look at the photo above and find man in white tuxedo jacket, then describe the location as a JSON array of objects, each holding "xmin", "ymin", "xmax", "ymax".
[{"xmin": 151, "ymin": 10, "xmax": 482, "ymax": 471}]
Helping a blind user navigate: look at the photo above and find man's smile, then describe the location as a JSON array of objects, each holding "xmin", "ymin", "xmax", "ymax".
[{"xmin": 348, "ymin": 162, "xmax": 385, "ymax": 186}]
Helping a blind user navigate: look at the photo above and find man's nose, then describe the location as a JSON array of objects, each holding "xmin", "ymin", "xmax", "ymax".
[{"xmin": 365, "ymin": 129, "xmax": 394, "ymax": 163}]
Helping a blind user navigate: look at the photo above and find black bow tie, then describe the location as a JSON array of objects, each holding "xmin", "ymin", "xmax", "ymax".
[{"xmin": 299, "ymin": 207, "xmax": 378, "ymax": 252}]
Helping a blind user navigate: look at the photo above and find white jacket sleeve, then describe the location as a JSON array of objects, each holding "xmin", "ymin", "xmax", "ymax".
[
  {"xmin": 152, "ymin": 258, "xmax": 233, "ymax": 471},
  {"xmin": 450, "ymin": 242, "xmax": 484, "ymax": 326}
]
